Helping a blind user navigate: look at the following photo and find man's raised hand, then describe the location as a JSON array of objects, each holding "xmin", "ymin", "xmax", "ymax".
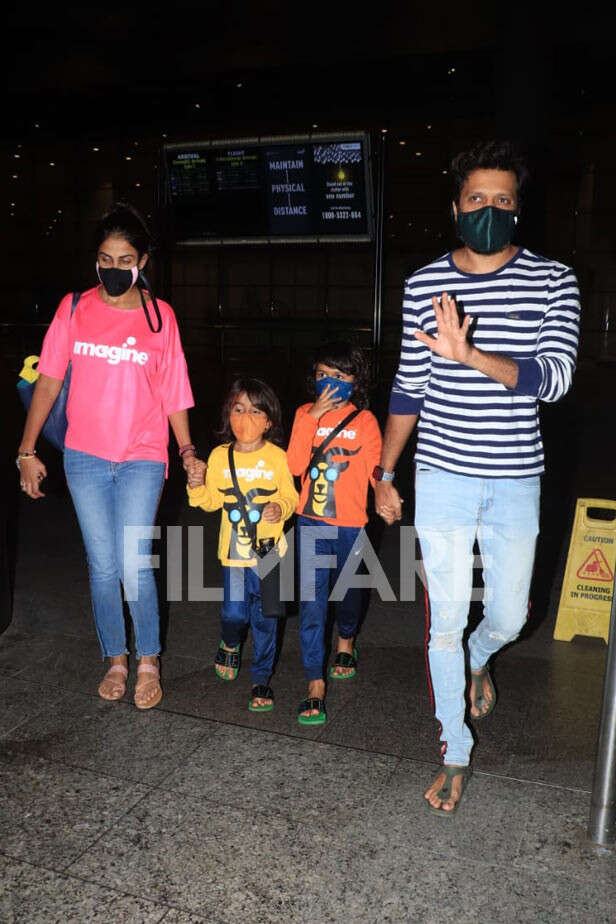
[{"xmin": 414, "ymin": 292, "xmax": 473, "ymax": 365}]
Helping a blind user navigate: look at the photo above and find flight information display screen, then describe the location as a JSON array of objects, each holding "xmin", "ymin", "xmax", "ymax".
[{"xmin": 164, "ymin": 134, "xmax": 372, "ymax": 243}]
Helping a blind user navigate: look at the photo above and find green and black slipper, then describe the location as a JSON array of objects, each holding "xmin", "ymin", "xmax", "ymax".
[
  {"xmin": 328, "ymin": 647, "xmax": 358, "ymax": 680},
  {"xmin": 248, "ymin": 684, "xmax": 274, "ymax": 712},
  {"xmin": 297, "ymin": 697, "xmax": 326, "ymax": 726},
  {"xmin": 214, "ymin": 641, "xmax": 241, "ymax": 681}
]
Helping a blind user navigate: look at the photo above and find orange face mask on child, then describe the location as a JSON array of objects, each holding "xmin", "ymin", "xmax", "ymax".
[{"xmin": 230, "ymin": 412, "xmax": 269, "ymax": 444}]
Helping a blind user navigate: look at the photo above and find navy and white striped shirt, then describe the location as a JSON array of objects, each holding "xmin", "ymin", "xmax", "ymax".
[{"xmin": 389, "ymin": 248, "xmax": 580, "ymax": 478}]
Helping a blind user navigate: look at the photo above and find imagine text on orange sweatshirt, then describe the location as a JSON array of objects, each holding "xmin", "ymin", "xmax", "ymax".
[{"xmin": 286, "ymin": 402, "xmax": 382, "ymax": 528}]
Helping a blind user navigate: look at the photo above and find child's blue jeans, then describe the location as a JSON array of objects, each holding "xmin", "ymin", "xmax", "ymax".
[
  {"xmin": 221, "ymin": 566, "xmax": 277, "ymax": 686},
  {"xmin": 296, "ymin": 514, "xmax": 364, "ymax": 682}
]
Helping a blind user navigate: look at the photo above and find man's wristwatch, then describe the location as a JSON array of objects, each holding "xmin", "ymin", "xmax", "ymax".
[{"xmin": 372, "ymin": 465, "xmax": 395, "ymax": 483}]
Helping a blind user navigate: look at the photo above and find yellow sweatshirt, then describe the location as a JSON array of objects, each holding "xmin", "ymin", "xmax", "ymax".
[{"xmin": 187, "ymin": 441, "xmax": 299, "ymax": 567}]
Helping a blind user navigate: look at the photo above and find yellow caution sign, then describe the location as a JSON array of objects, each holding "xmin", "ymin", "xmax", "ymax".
[{"xmin": 554, "ymin": 498, "xmax": 616, "ymax": 644}]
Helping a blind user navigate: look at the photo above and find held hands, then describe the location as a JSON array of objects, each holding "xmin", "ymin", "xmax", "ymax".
[
  {"xmin": 186, "ymin": 456, "xmax": 207, "ymax": 489},
  {"xmin": 308, "ymin": 383, "xmax": 343, "ymax": 420},
  {"xmin": 18, "ymin": 457, "xmax": 47, "ymax": 499},
  {"xmin": 414, "ymin": 293, "xmax": 473, "ymax": 364},
  {"xmin": 375, "ymin": 481, "xmax": 403, "ymax": 526},
  {"xmin": 262, "ymin": 502, "xmax": 282, "ymax": 523}
]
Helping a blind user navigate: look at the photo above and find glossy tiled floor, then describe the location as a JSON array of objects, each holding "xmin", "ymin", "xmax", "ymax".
[{"xmin": 1, "ymin": 454, "xmax": 615, "ymax": 923}]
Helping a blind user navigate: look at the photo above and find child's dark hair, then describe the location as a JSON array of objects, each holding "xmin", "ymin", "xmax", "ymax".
[
  {"xmin": 307, "ymin": 341, "xmax": 371, "ymax": 409},
  {"xmin": 450, "ymin": 141, "xmax": 529, "ymax": 206},
  {"xmin": 218, "ymin": 378, "xmax": 284, "ymax": 446},
  {"xmin": 95, "ymin": 202, "xmax": 151, "ymax": 258}
]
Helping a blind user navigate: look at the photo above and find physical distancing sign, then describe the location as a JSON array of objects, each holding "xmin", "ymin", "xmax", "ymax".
[{"xmin": 554, "ymin": 498, "xmax": 616, "ymax": 644}]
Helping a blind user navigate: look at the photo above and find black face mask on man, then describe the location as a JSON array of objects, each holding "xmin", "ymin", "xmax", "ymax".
[
  {"xmin": 96, "ymin": 263, "xmax": 139, "ymax": 297},
  {"xmin": 455, "ymin": 206, "xmax": 518, "ymax": 255}
]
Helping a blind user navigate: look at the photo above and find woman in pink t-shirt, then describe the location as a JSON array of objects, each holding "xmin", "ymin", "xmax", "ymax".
[{"xmin": 17, "ymin": 204, "xmax": 198, "ymax": 709}]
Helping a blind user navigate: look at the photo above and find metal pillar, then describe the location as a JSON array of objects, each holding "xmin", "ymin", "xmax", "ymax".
[
  {"xmin": 371, "ymin": 131, "xmax": 386, "ymax": 382},
  {"xmin": 588, "ymin": 577, "xmax": 616, "ymax": 845}
]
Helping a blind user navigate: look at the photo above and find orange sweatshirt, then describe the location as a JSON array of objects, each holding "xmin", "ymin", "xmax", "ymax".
[{"xmin": 287, "ymin": 402, "xmax": 382, "ymax": 528}]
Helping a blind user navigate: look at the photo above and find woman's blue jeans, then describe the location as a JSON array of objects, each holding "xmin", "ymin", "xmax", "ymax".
[
  {"xmin": 415, "ymin": 464, "xmax": 540, "ymax": 767},
  {"xmin": 64, "ymin": 448, "xmax": 165, "ymax": 659}
]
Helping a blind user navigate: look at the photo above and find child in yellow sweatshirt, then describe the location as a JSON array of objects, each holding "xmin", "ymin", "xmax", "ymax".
[{"xmin": 187, "ymin": 377, "xmax": 298, "ymax": 712}]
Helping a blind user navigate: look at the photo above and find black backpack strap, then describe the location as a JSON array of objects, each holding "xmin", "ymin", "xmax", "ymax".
[
  {"xmin": 137, "ymin": 271, "xmax": 162, "ymax": 333},
  {"xmin": 227, "ymin": 445, "xmax": 258, "ymax": 552},
  {"xmin": 70, "ymin": 292, "xmax": 81, "ymax": 316},
  {"xmin": 310, "ymin": 408, "xmax": 361, "ymax": 466},
  {"xmin": 65, "ymin": 292, "xmax": 81, "ymax": 368}
]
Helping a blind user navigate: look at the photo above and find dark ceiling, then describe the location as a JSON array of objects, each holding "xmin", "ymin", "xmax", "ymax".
[
  {"xmin": 5, "ymin": 5, "xmax": 612, "ymax": 143},
  {"xmin": 8, "ymin": 5, "xmax": 499, "ymax": 93}
]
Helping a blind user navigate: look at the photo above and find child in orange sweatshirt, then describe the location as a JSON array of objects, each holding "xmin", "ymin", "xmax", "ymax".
[{"xmin": 287, "ymin": 341, "xmax": 382, "ymax": 725}]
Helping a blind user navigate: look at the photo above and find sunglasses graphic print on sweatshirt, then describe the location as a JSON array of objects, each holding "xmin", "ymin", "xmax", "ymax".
[
  {"xmin": 306, "ymin": 445, "xmax": 361, "ymax": 519},
  {"xmin": 286, "ymin": 402, "xmax": 383, "ymax": 529},
  {"xmin": 220, "ymin": 485, "xmax": 277, "ymax": 561}
]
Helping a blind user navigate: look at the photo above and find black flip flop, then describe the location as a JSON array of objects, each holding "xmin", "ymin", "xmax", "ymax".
[
  {"xmin": 470, "ymin": 666, "xmax": 496, "ymax": 719},
  {"xmin": 426, "ymin": 765, "xmax": 472, "ymax": 817}
]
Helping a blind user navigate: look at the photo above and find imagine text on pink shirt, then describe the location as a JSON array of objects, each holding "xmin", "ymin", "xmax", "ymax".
[{"xmin": 38, "ymin": 286, "xmax": 194, "ymax": 472}]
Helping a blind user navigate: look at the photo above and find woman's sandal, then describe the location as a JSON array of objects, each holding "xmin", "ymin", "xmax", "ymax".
[
  {"xmin": 297, "ymin": 697, "xmax": 326, "ymax": 726},
  {"xmin": 470, "ymin": 666, "xmax": 496, "ymax": 719},
  {"xmin": 328, "ymin": 647, "xmax": 358, "ymax": 680},
  {"xmin": 98, "ymin": 663, "xmax": 128, "ymax": 701},
  {"xmin": 134, "ymin": 661, "xmax": 163, "ymax": 710},
  {"xmin": 214, "ymin": 641, "xmax": 241, "ymax": 680},
  {"xmin": 426, "ymin": 765, "xmax": 472, "ymax": 818},
  {"xmin": 248, "ymin": 685, "xmax": 274, "ymax": 712}
]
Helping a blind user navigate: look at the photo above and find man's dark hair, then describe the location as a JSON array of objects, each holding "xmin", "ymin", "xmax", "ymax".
[
  {"xmin": 450, "ymin": 141, "xmax": 529, "ymax": 205},
  {"xmin": 217, "ymin": 377, "xmax": 284, "ymax": 446},
  {"xmin": 307, "ymin": 340, "xmax": 371, "ymax": 410}
]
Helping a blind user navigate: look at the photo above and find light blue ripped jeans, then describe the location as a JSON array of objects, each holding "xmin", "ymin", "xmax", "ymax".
[{"xmin": 415, "ymin": 463, "xmax": 540, "ymax": 767}]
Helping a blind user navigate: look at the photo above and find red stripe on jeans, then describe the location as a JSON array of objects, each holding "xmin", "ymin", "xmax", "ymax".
[{"xmin": 420, "ymin": 558, "xmax": 448, "ymax": 762}]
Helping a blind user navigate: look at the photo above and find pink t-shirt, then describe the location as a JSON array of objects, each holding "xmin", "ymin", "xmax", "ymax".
[{"xmin": 38, "ymin": 286, "xmax": 194, "ymax": 470}]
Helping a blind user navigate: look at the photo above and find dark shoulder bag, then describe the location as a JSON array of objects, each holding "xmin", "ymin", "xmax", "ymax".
[
  {"xmin": 309, "ymin": 409, "xmax": 360, "ymax": 469},
  {"xmin": 17, "ymin": 292, "xmax": 81, "ymax": 451},
  {"xmin": 227, "ymin": 445, "xmax": 285, "ymax": 618}
]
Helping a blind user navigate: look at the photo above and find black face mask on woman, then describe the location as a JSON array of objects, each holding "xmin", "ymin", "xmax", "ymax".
[
  {"xmin": 96, "ymin": 264, "xmax": 138, "ymax": 297},
  {"xmin": 96, "ymin": 263, "xmax": 162, "ymax": 333}
]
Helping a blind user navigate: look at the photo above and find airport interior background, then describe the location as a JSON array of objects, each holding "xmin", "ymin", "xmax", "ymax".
[
  {"xmin": 2, "ymin": 14, "xmax": 615, "ymax": 613},
  {"xmin": 2, "ymin": 10, "xmax": 616, "ymax": 921}
]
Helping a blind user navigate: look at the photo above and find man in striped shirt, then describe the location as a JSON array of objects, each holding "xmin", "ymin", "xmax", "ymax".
[{"xmin": 374, "ymin": 141, "xmax": 580, "ymax": 816}]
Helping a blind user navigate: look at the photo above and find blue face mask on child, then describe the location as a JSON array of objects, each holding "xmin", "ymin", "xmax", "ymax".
[{"xmin": 315, "ymin": 376, "xmax": 354, "ymax": 402}]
